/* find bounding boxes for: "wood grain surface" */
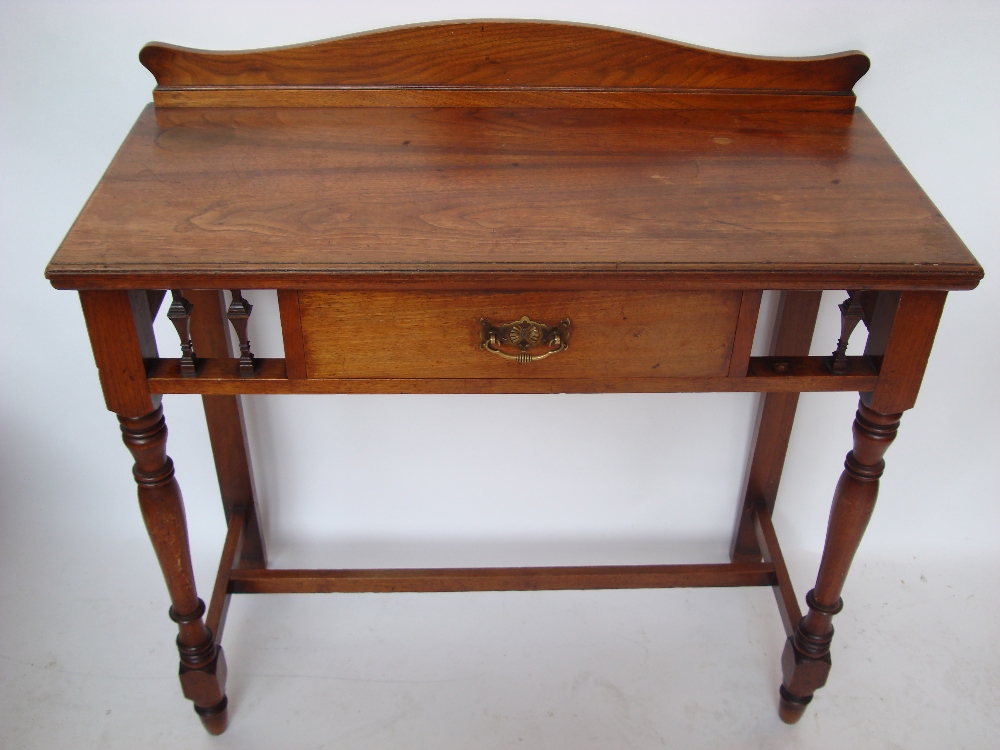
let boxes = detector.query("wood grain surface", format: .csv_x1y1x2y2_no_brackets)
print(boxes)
149,90,867,111
139,21,868,111
298,290,740,379
143,355,878,395
730,290,822,562
861,290,948,413
79,290,158,417
728,290,763,377
51,24,986,736
46,106,981,291
227,563,778,594
184,289,267,568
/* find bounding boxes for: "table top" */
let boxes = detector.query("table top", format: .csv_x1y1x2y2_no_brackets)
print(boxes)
45,22,982,292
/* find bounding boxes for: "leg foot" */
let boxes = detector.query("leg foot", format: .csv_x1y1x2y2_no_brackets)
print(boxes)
778,685,812,724
195,697,229,735
178,639,228,734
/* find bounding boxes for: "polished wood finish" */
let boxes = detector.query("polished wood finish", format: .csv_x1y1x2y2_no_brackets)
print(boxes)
775,289,947,723
744,356,874,385
45,107,980,293
298,290,741,379
731,291,823,562
728,290,763,377
139,21,868,111
228,562,777,594
225,290,256,377
862,290,948,413
753,503,802,638
144,355,877,395
79,290,157,417
184,289,266,567
827,290,865,374
206,507,245,646
49,23,983,734
146,289,167,320
153,90,872,111
276,290,307,379
167,290,198,376
779,402,900,724
119,406,228,734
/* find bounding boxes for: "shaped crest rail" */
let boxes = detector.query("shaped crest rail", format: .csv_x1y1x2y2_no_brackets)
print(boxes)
140,20,869,110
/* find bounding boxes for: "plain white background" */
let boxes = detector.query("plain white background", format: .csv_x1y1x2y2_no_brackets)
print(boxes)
1,1,997,747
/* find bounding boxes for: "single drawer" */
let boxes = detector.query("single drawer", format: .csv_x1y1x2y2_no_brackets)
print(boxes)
297,290,743,379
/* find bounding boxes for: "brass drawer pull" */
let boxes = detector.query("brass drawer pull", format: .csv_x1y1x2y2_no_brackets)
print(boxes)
480,316,571,363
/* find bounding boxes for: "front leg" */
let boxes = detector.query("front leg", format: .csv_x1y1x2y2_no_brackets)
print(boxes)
120,406,229,734
778,401,900,723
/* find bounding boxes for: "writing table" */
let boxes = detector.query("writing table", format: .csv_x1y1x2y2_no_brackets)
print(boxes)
45,21,983,734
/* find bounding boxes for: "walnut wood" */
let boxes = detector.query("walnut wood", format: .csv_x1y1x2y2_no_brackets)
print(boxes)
227,562,777,594
225,290,256,377
276,290,307,379
167,290,198,376
730,291,823,562
45,107,982,292
79,290,158,417
858,290,880,329
184,289,266,568
778,402,900,724
827,290,865,374
119,406,228,734
779,291,947,724
48,25,984,734
728,290,763,377
139,21,868,111
753,503,802,638
144,355,877,395
152,90,866,112
146,289,167,320
51,270,982,295
862,291,900,367
299,290,741,379
745,356,874,382
206,507,244,646
862,290,948,414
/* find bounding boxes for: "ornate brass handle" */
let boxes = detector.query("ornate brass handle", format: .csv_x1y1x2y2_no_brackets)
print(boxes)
480,316,571,363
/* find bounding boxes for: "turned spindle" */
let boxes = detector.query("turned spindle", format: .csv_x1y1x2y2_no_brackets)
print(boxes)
167,290,198,377
827,291,866,374
119,406,229,734
226,290,256,377
777,401,900,724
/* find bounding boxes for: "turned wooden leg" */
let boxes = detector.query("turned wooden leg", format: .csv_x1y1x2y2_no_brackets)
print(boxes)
777,400,900,723
120,406,229,735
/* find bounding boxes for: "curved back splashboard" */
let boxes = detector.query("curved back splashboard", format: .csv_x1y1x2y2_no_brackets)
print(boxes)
140,20,869,110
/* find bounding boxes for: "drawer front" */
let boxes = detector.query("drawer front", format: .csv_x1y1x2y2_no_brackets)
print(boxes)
298,290,742,379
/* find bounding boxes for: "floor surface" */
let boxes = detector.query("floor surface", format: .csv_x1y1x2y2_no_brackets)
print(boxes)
2,528,997,749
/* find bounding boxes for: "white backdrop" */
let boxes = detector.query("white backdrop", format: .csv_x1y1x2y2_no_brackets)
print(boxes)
2,2,998,748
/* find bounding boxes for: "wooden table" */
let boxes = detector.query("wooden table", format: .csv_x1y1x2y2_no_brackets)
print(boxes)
45,21,983,734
